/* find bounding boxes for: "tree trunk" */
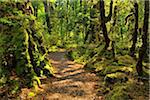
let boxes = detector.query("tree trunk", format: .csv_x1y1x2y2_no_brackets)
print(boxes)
83,1,88,43
136,0,149,76
99,0,113,49
43,0,51,34
84,7,95,43
31,1,38,17
130,1,138,57
33,4,38,17
113,6,117,26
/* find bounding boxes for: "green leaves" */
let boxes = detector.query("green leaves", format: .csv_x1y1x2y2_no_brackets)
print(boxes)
0,1,54,90
0,18,14,26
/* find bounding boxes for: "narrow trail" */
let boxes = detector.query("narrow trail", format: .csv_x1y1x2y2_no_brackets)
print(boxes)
21,50,103,100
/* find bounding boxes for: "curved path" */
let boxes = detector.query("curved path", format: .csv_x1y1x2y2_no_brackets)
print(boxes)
21,50,103,100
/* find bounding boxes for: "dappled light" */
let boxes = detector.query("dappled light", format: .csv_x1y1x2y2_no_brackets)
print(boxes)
0,0,149,100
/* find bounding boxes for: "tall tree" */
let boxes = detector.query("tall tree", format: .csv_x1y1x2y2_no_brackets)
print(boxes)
43,0,51,34
136,0,149,76
84,4,95,43
99,0,113,49
83,1,88,43
66,0,69,40
130,1,138,57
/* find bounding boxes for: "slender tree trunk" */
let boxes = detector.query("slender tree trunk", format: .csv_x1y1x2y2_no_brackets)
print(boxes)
113,6,117,26
136,0,149,76
66,0,69,41
83,1,88,43
99,0,113,49
34,6,38,17
79,0,84,41
130,1,138,57
31,1,38,17
84,30,90,43
43,0,51,34
84,7,95,43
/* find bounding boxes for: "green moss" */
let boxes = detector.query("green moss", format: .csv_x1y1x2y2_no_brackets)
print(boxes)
0,75,7,85
84,54,135,78
104,77,149,100
116,55,136,65
106,85,129,100
104,72,128,84
0,2,54,89
103,66,133,75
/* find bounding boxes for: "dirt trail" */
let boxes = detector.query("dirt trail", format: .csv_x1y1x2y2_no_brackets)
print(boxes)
21,50,103,100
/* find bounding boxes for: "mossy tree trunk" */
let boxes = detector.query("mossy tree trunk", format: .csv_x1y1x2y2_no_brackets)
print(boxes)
130,1,138,57
136,0,149,76
43,0,51,34
0,1,54,86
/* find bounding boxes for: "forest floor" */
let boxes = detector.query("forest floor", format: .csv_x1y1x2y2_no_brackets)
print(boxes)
20,49,103,100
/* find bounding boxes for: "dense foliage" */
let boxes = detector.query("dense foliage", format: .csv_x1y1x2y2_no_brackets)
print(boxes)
0,1,54,93
0,0,149,99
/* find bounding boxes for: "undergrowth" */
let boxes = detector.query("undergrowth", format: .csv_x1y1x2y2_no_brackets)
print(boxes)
67,44,149,100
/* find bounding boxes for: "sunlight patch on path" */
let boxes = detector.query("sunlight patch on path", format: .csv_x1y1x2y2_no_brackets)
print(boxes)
20,50,103,100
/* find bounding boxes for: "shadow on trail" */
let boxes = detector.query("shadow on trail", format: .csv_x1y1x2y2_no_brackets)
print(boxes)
33,50,103,100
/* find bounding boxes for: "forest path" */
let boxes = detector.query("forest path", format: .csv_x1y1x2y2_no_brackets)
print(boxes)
21,49,103,100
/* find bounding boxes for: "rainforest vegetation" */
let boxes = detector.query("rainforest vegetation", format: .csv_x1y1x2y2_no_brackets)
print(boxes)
0,0,149,100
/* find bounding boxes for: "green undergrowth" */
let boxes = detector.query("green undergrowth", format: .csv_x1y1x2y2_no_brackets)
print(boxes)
0,1,54,97
84,54,149,100
67,45,149,100
66,43,98,64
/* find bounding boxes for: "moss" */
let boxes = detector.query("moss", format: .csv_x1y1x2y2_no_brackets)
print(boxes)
125,79,149,99
98,65,133,76
84,63,96,72
116,55,136,65
104,78,149,100
104,72,128,84
98,86,110,95
83,53,148,100
86,55,135,76
0,76,7,85
105,85,130,100
0,1,54,90
95,64,104,72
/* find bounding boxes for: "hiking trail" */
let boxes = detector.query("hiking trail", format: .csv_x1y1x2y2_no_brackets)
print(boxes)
20,50,103,100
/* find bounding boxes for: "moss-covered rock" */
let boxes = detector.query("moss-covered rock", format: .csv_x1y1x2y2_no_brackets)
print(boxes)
104,72,128,84
103,66,133,75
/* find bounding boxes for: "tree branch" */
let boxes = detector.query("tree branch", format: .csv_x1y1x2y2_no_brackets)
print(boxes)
105,0,113,23
125,13,134,25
